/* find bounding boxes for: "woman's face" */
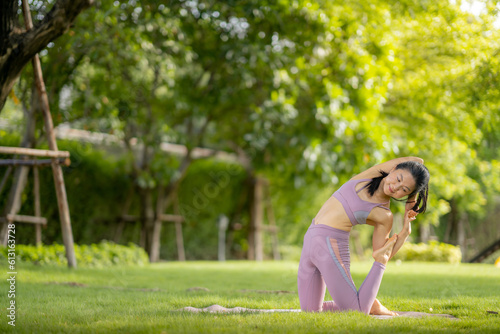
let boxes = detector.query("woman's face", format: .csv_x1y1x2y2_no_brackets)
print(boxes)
383,168,416,199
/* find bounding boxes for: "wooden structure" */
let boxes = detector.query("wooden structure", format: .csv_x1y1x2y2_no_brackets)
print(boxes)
0,147,75,267
248,177,280,261
113,192,185,263
150,203,186,263
0,157,71,245
468,238,500,263
0,0,77,268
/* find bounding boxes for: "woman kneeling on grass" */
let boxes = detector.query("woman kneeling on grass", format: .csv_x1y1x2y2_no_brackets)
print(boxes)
298,157,429,316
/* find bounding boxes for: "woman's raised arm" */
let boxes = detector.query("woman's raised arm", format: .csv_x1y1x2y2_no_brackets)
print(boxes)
352,157,424,180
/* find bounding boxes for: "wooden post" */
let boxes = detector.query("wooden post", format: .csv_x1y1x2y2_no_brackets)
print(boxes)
150,187,165,263
0,158,70,166
123,207,186,262
0,147,69,158
174,198,185,261
0,166,29,245
0,166,12,196
218,215,229,261
252,177,264,261
22,0,76,268
34,166,42,245
4,214,47,225
247,176,255,260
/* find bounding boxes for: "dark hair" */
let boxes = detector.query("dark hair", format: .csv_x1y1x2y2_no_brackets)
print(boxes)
365,161,430,213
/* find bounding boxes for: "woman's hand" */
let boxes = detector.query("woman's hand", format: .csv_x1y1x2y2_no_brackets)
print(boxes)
403,210,418,235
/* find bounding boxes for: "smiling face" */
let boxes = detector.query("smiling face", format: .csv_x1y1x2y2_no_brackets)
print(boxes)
383,168,417,199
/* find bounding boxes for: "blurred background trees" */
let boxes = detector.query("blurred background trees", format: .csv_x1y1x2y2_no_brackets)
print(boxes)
1,0,499,262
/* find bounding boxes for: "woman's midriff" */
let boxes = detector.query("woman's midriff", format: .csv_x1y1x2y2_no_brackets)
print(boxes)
313,196,352,232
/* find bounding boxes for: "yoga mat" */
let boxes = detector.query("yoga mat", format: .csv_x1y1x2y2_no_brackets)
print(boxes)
177,305,458,319
178,305,301,313
372,311,458,319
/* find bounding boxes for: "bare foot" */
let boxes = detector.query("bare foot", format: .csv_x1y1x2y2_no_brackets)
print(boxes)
370,298,399,316
372,234,398,265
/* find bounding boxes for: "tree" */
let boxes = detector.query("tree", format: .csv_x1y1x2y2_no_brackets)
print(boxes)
0,0,94,112
4,0,499,261
381,0,500,252
34,0,410,259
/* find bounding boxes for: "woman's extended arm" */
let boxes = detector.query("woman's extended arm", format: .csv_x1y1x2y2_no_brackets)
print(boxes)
389,210,416,260
371,209,415,258
353,156,424,180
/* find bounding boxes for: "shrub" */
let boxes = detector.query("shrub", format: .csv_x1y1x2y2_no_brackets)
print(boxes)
393,240,462,264
0,132,249,261
0,241,149,267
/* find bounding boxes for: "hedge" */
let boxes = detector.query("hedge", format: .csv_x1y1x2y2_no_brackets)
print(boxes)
0,241,149,267
393,240,462,264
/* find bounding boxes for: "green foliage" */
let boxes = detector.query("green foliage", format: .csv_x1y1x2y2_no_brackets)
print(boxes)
382,0,500,224
2,0,500,259
173,159,248,260
0,241,149,267
0,132,250,260
393,241,462,264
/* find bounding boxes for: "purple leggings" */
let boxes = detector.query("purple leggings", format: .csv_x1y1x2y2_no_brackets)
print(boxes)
297,220,385,314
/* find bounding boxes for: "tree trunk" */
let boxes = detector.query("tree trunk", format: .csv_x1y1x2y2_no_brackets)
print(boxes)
263,181,280,260
173,198,185,261
444,199,457,244
248,176,264,261
457,213,467,260
149,186,165,263
225,180,249,259
139,188,155,254
247,177,255,260
0,0,19,110
0,1,17,57
113,186,134,243
0,0,94,111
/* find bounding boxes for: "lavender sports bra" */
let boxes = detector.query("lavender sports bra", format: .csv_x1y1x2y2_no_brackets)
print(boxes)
332,178,390,226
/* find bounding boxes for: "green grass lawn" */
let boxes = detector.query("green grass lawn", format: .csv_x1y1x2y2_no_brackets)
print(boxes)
0,260,499,333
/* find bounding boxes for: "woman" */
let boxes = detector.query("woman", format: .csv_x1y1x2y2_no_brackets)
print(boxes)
297,157,429,316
